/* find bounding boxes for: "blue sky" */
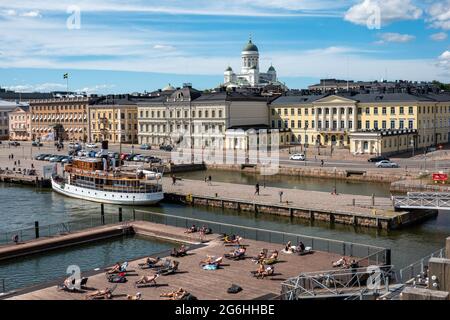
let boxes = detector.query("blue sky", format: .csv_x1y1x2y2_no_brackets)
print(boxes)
0,0,449,94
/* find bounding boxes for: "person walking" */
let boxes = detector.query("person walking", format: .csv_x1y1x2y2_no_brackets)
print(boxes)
18,159,20,166
172,174,177,185
208,175,212,186
255,183,260,196
320,159,324,167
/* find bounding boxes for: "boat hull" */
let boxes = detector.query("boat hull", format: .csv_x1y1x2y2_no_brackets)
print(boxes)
51,178,164,205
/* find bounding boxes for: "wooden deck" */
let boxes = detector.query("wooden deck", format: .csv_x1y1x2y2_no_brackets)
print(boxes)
6,221,348,300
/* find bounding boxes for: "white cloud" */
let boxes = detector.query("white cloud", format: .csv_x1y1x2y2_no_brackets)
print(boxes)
153,44,176,51
77,84,116,93
20,10,41,18
427,0,450,30
344,0,422,27
430,32,448,41
377,32,415,43
1,9,17,16
437,50,450,74
3,83,66,92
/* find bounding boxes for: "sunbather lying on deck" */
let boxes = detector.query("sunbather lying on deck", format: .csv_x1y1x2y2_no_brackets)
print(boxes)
160,287,189,300
200,256,223,266
139,256,160,268
157,260,179,275
85,286,116,300
136,274,159,286
127,292,142,300
57,276,89,292
332,256,348,268
223,234,243,244
253,264,275,279
225,247,246,259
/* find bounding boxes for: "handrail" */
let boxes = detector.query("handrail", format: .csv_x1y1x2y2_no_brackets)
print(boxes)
134,209,389,265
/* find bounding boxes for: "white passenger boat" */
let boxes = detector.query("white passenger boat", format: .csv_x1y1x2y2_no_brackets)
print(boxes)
51,157,164,205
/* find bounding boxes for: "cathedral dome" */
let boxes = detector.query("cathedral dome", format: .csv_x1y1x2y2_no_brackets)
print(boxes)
162,83,175,91
242,39,258,52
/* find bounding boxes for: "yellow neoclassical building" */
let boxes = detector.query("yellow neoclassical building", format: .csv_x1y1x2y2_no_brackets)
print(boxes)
270,92,450,155
88,99,139,144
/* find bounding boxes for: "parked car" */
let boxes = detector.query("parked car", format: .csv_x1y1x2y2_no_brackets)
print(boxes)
140,144,151,150
31,141,43,147
376,160,399,168
43,155,54,161
49,155,64,162
368,156,389,163
61,156,73,164
159,145,173,152
289,153,306,161
132,154,145,162
86,143,98,148
9,141,20,146
35,154,50,160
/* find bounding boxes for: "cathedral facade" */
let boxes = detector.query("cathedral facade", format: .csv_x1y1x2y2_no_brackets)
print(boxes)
223,39,278,89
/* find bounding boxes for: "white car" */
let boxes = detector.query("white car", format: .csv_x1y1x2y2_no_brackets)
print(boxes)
289,153,306,161
376,160,399,168
86,143,98,148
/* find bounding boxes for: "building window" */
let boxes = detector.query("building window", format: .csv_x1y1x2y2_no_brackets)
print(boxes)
297,108,302,115
318,120,322,129
284,120,288,128
348,121,353,129
305,108,309,115
382,120,386,129
365,108,370,115
277,120,282,128
333,108,337,115
325,108,330,115
365,120,370,129
312,120,315,129
291,120,295,128
284,108,288,116
325,120,329,129
271,120,275,127
271,109,275,115
374,107,378,115
408,107,413,115
391,107,395,115
390,120,395,129
357,121,362,129
399,107,404,115
408,120,414,129
374,120,378,129
382,107,386,115
399,120,404,129
357,108,362,115
290,109,294,116
298,120,302,128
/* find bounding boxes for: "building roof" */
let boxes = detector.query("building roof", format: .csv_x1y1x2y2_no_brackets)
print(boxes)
0,99,29,110
242,39,258,52
350,92,436,103
270,94,328,105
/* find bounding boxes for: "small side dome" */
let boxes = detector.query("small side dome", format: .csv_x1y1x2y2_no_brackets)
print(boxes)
268,65,276,72
162,83,175,91
243,39,258,52
225,66,233,72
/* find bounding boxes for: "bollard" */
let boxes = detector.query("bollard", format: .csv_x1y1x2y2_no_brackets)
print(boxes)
101,204,105,225
119,207,123,222
34,221,39,239
371,194,375,206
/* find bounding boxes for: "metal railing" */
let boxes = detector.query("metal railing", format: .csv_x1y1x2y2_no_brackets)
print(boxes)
280,265,396,300
134,209,390,266
398,247,446,284
0,210,134,246
393,194,450,210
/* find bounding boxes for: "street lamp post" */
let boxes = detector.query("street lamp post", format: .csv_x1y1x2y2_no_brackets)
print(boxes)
333,167,337,195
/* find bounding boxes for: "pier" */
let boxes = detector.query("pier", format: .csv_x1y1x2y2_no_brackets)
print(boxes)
1,211,388,300
0,171,50,188
163,178,437,230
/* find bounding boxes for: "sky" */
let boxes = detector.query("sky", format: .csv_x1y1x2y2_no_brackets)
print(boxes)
0,0,449,94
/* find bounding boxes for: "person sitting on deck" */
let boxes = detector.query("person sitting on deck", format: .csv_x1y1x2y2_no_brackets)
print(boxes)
136,274,159,286
185,224,197,234
107,261,128,274
259,265,275,279
171,245,188,257
297,241,306,253
157,260,179,275
284,241,292,252
332,256,348,268
199,225,212,235
252,248,268,263
262,250,279,265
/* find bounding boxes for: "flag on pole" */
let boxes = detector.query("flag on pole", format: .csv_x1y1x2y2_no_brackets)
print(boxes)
63,73,68,79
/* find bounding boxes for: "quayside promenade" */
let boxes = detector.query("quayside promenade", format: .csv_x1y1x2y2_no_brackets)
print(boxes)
2,212,387,300
162,178,436,230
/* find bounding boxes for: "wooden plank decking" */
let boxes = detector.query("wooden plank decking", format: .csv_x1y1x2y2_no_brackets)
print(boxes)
6,221,349,300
